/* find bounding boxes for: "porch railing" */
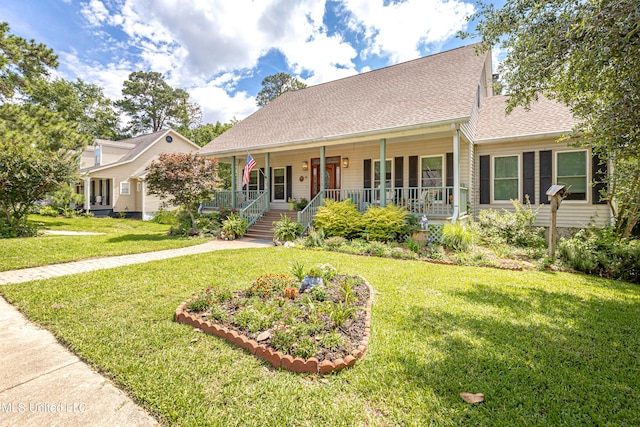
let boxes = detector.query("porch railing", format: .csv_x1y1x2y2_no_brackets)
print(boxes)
323,186,468,217
240,191,269,228
297,191,325,233
201,190,261,210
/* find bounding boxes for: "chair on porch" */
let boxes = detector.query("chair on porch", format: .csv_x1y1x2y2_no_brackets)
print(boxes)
408,190,428,213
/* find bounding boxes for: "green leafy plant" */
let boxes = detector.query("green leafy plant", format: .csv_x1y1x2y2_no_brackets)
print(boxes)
310,284,327,302
441,222,474,252
38,205,60,217
292,336,318,359
314,199,362,238
270,323,300,354
151,209,177,225
295,198,308,211
289,260,306,281
319,331,345,351
473,200,545,248
304,227,325,247
221,214,248,240
272,214,304,242
324,236,347,249
329,301,359,329
361,204,409,242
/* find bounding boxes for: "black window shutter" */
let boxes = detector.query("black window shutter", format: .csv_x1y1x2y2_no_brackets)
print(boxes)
540,150,552,204
523,151,535,204
394,157,403,188
408,156,418,187
286,166,292,202
479,155,490,204
363,159,372,189
259,168,265,191
446,152,454,187
592,152,607,204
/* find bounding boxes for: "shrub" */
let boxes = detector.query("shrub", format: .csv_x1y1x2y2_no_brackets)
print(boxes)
314,199,362,239
221,214,247,240
361,204,409,242
151,209,177,225
304,227,325,247
272,214,303,242
38,205,60,217
473,200,545,248
441,222,474,252
558,227,640,283
324,236,347,249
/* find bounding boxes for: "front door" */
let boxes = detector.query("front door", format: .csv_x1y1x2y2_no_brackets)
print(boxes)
310,157,341,198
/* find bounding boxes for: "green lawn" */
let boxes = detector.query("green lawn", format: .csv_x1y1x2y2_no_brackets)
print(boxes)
1,247,638,426
0,215,203,271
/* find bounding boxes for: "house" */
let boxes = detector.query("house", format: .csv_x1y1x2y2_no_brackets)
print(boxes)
199,43,610,236
78,129,200,219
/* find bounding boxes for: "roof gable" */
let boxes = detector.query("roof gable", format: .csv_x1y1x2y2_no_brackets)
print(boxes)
81,129,200,173
202,44,489,154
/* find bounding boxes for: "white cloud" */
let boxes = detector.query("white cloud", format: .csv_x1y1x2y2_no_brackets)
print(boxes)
340,0,475,63
189,83,257,124
80,0,110,27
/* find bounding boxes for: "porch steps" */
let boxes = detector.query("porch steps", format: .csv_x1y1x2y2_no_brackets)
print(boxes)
243,210,298,241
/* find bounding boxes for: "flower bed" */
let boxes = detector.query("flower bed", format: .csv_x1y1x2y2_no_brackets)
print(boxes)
175,265,372,374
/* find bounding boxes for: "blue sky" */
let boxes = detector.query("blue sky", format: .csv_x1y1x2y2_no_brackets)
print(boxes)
1,0,503,124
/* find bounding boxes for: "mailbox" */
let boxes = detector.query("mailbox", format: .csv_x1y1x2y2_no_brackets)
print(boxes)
546,184,569,199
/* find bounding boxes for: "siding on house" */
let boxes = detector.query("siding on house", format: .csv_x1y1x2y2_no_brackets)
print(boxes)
473,139,610,228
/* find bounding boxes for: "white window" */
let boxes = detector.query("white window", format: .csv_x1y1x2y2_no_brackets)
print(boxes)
120,181,130,195
374,159,392,188
557,150,587,201
273,167,285,201
493,155,519,201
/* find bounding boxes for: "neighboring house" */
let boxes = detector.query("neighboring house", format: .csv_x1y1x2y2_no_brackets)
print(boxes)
78,129,200,219
199,43,610,234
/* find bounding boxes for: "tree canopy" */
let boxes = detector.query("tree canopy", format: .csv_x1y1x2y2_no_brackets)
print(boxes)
464,0,640,236
116,71,202,136
27,78,119,140
0,22,93,236
145,152,220,233
256,72,307,107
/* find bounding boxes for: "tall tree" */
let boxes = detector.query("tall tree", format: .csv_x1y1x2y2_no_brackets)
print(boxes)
0,22,57,100
0,22,90,237
464,0,640,236
256,72,307,107
116,71,201,136
145,153,220,233
27,78,119,140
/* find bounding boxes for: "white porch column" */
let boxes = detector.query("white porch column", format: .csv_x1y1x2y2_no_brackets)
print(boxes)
380,138,387,207
140,179,146,220
231,155,237,208
83,176,90,212
452,126,460,222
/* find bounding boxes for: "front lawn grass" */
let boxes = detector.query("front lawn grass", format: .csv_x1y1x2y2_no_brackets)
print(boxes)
2,248,639,426
0,215,203,271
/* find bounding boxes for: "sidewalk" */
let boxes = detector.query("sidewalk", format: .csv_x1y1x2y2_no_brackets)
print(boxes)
0,238,271,285
0,238,272,426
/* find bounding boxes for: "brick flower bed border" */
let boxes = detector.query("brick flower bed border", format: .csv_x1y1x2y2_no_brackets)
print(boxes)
175,278,373,375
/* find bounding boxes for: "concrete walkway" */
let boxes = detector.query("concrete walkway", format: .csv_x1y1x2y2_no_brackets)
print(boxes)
0,238,271,285
0,238,272,426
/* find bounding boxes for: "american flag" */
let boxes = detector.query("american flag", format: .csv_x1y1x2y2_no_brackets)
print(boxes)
242,153,256,187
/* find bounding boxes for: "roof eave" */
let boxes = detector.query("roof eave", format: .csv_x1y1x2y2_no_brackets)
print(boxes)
201,116,471,157
474,130,569,145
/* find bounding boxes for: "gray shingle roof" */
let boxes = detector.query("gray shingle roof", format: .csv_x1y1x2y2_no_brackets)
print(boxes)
475,95,575,142
201,44,489,155
81,130,170,173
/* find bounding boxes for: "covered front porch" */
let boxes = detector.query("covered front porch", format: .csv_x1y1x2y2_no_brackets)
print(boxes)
202,127,470,232
79,177,114,216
